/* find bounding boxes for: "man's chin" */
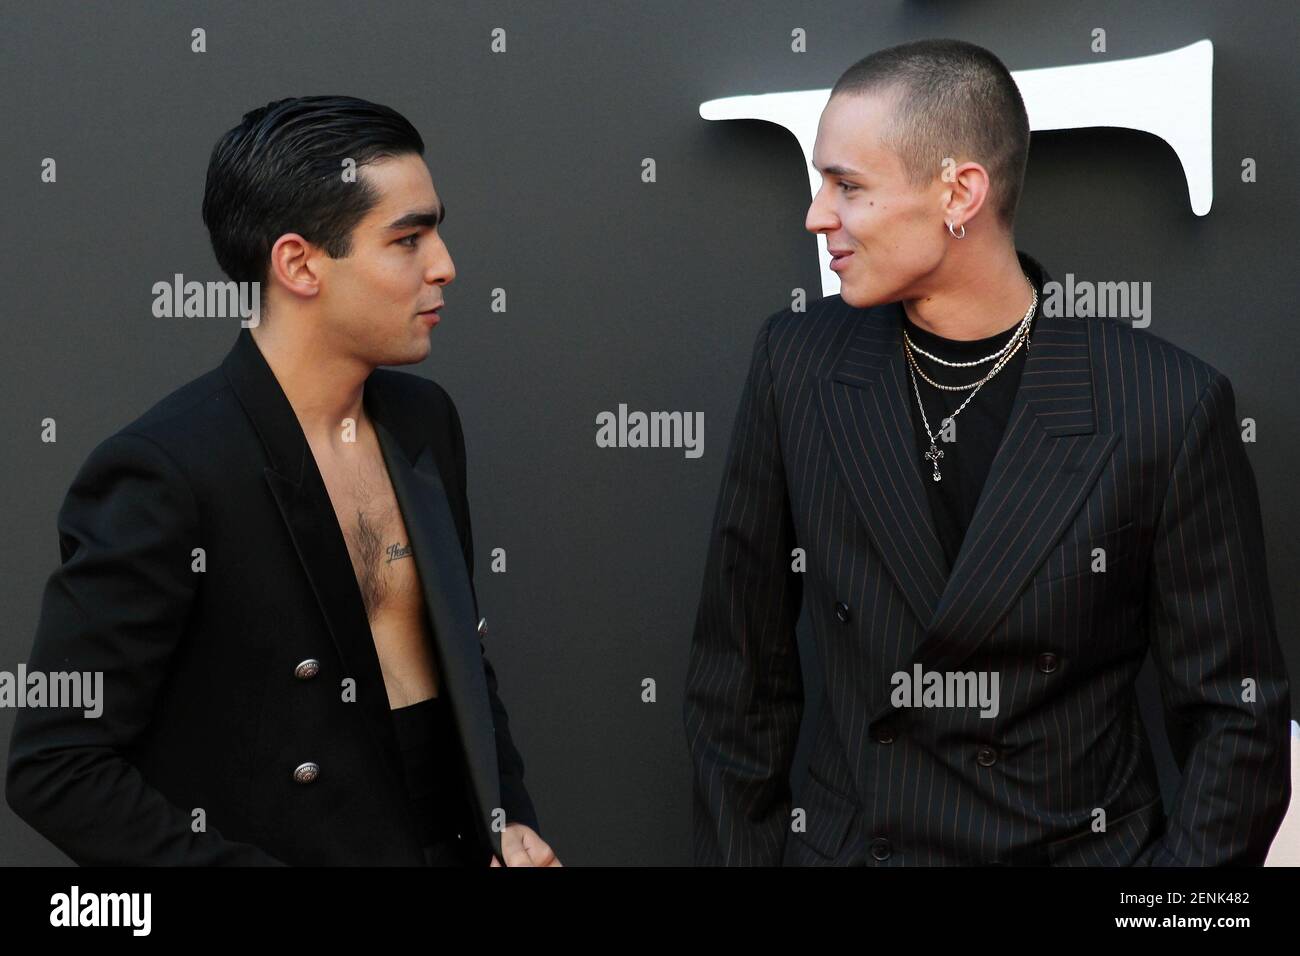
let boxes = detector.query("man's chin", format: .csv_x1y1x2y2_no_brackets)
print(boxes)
838,283,886,310
372,341,431,368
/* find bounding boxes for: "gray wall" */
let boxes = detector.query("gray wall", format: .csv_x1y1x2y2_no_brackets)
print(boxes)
1,0,1295,865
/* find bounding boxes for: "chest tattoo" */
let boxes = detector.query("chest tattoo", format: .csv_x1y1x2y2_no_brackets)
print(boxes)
343,464,413,618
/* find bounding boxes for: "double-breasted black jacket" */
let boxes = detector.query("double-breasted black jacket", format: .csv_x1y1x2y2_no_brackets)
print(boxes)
6,328,538,865
686,263,1290,866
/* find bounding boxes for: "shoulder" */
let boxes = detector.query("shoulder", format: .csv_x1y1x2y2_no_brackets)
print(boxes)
73,367,232,489
55,368,239,550
123,367,233,439
1085,314,1231,417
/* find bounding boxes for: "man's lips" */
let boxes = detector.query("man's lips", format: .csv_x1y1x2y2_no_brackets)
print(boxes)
417,304,442,325
829,249,854,272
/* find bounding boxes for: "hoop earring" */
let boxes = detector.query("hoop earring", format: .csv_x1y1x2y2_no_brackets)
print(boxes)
946,221,966,240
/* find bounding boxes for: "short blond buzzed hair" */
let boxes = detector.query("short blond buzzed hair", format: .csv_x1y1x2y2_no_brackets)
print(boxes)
830,38,1030,231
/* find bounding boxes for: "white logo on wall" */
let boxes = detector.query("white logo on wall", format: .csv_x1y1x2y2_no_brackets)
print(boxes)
699,40,1213,298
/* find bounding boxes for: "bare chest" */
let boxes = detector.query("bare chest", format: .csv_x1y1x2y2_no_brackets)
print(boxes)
323,455,423,619
313,437,442,705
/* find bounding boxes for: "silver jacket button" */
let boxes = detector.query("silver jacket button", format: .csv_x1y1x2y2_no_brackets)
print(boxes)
293,762,320,784
294,659,321,680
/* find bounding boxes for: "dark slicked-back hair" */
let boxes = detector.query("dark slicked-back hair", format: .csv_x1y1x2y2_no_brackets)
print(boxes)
830,39,1029,231
202,95,425,293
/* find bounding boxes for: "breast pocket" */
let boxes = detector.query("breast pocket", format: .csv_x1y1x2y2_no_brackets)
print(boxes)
1036,521,1135,585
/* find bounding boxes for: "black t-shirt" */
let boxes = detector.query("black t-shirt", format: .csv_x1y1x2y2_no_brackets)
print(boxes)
902,252,1046,573
390,694,472,853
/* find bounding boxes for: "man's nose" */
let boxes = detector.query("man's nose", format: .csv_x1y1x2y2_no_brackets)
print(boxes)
805,186,837,234
427,245,456,285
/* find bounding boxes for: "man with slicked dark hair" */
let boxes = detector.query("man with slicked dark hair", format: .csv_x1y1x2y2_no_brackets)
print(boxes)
686,39,1289,866
7,95,558,867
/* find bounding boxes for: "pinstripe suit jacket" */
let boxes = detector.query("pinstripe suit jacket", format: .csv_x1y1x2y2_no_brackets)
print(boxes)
684,276,1291,866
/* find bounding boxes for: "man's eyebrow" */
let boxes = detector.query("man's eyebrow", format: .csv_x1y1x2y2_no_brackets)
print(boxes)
811,161,865,177
385,202,446,231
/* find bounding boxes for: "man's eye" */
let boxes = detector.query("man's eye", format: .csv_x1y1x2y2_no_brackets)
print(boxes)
397,233,420,247
838,182,861,193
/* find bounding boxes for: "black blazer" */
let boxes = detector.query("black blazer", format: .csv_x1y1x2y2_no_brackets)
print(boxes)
6,328,538,865
685,269,1291,866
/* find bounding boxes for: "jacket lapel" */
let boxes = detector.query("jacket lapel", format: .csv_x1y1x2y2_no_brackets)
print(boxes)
818,302,950,633
368,413,505,860
815,259,1121,722
222,329,503,858
912,308,1119,686
222,330,409,815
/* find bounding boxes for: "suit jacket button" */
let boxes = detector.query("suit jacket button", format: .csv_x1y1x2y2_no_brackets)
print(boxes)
875,726,895,744
976,747,997,767
870,837,892,861
294,658,321,680
1037,652,1059,674
834,601,851,624
293,761,320,784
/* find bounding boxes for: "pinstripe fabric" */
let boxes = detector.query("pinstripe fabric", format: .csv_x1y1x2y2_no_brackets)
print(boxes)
684,282,1291,866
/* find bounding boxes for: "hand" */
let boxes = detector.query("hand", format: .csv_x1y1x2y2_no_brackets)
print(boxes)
490,823,561,867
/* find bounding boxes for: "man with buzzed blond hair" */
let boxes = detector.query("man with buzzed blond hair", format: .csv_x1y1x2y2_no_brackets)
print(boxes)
686,39,1289,866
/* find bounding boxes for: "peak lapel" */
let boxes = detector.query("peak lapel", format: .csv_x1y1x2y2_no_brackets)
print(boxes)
910,306,1119,673
863,302,1121,722
818,301,950,631
220,329,408,812
224,329,507,857
814,266,1121,726
370,414,506,861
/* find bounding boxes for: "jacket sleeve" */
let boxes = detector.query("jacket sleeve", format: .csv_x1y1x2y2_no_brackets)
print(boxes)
683,310,805,866
446,397,540,835
4,431,286,865
1137,372,1291,865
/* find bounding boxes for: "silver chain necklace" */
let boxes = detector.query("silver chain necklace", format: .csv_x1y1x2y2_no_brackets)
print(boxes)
905,276,1037,482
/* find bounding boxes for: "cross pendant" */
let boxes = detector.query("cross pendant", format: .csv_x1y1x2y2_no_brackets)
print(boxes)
924,442,944,482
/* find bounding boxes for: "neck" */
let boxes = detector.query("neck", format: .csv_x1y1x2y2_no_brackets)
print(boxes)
250,322,373,451
902,244,1033,341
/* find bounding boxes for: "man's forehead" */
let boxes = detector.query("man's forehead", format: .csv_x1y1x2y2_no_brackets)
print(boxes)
814,105,895,174
811,142,884,176
358,166,443,229
821,90,895,139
